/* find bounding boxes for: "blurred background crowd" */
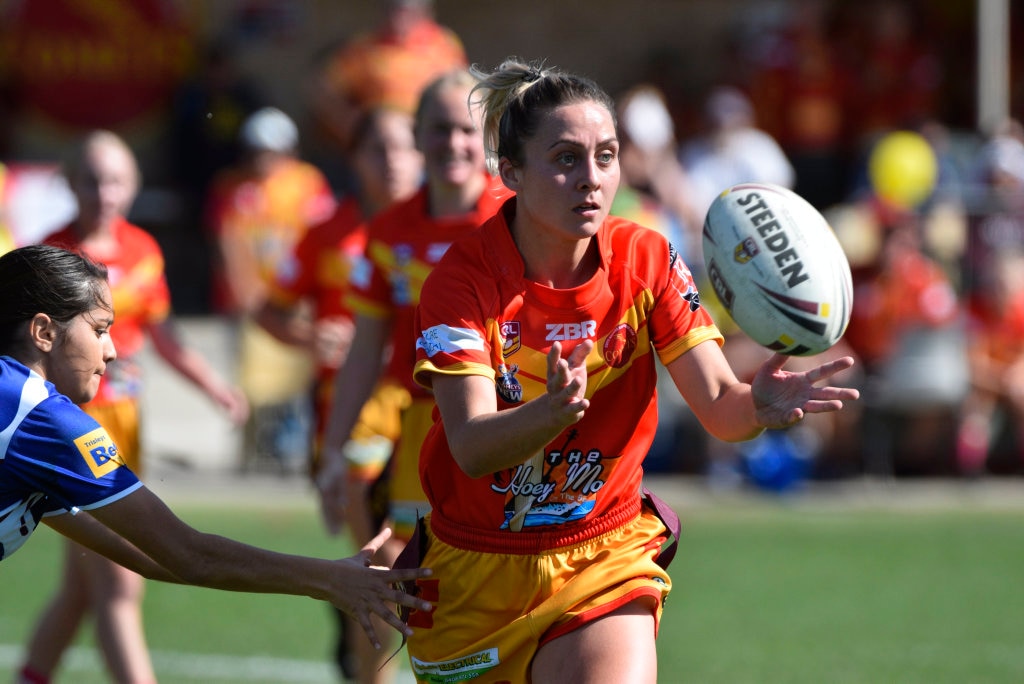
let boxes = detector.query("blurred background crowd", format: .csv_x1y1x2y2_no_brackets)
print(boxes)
1,0,1023,490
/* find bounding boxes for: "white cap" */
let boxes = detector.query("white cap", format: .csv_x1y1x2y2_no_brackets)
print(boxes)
240,107,298,152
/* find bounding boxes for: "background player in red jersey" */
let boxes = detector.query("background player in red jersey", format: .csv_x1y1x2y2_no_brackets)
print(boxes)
256,106,424,682
405,59,860,683
317,68,511,682
19,130,249,684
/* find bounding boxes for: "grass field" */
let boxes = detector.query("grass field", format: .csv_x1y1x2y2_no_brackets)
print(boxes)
3,478,1024,683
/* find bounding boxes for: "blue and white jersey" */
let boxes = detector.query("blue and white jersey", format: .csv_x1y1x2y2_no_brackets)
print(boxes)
0,356,142,561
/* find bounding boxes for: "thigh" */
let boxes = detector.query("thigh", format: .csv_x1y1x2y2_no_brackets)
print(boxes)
532,599,659,684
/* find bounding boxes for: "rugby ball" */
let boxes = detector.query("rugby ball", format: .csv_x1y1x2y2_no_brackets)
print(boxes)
702,182,853,356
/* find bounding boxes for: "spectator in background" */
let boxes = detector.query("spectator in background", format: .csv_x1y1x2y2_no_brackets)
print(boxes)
255,106,424,680
204,107,335,471
168,37,266,312
842,202,966,476
679,85,796,219
737,0,851,208
957,249,1024,475
310,0,466,191
19,130,249,684
317,69,511,683
614,84,705,474
956,123,1024,475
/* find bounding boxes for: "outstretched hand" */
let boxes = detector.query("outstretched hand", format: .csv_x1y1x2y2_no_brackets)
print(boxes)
751,353,860,429
331,527,432,649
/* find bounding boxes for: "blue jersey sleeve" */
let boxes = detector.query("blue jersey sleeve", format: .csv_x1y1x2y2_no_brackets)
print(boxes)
1,386,142,561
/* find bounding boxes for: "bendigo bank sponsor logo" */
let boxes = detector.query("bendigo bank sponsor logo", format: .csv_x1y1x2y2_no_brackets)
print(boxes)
74,427,124,478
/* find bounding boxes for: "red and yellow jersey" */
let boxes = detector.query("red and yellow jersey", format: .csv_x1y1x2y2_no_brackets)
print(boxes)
413,199,722,549
204,158,335,312
266,196,365,337
44,218,171,404
324,18,467,114
346,177,510,398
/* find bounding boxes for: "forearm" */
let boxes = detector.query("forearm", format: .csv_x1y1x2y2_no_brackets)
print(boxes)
696,381,764,443
322,315,389,451
44,513,184,583
164,532,335,600
255,301,313,348
446,394,573,478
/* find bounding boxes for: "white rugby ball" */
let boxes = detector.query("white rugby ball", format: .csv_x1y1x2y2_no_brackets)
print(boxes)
702,182,853,356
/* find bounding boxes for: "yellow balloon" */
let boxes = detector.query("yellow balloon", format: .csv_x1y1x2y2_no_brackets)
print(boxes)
868,131,938,209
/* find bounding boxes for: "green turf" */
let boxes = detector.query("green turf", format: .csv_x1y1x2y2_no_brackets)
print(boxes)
4,494,1024,683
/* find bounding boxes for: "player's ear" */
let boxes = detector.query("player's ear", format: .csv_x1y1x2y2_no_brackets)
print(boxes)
498,157,522,192
29,313,58,352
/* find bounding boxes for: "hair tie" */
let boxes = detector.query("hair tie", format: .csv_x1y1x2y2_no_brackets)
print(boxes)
523,67,543,83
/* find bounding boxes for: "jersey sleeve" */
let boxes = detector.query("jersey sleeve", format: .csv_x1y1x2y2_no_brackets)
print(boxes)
639,236,723,366
11,396,144,513
413,249,496,389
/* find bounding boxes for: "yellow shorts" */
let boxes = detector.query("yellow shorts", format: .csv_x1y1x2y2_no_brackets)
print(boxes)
388,398,434,538
83,399,142,476
405,507,671,683
311,379,410,482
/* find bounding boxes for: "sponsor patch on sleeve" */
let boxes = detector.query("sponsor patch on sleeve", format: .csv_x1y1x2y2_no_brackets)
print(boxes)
73,427,125,478
416,324,485,357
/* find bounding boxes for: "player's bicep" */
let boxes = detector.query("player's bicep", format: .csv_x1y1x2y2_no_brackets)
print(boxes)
44,501,182,582
431,372,496,446
87,487,205,576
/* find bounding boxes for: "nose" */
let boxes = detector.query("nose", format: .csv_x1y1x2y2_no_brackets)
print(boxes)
104,336,117,363
577,158,601,191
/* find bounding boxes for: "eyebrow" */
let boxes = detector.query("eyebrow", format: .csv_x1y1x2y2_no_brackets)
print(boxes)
546,136,619,151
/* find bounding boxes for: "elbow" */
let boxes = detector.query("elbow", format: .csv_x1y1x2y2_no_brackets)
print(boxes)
448,438,493,479
451,450,490,479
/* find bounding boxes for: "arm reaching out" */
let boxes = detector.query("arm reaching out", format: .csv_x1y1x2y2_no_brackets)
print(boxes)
63,487,431,647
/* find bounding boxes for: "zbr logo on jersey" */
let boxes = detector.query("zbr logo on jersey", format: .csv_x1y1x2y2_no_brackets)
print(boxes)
545,320,596,341
74,427,124,478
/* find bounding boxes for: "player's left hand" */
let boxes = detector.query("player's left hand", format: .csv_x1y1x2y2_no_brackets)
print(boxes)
751,353,860,428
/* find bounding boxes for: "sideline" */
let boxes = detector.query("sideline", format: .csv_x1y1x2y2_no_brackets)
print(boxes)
0,644,417,683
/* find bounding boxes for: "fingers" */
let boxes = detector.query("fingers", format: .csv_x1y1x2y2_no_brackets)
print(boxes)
567,339,594,367
546,341,565,381
361,527,393,558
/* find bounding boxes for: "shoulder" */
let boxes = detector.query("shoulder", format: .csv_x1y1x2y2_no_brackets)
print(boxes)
116,219,162,250
368,189,428,237
424,208,511,297
603,215,672,265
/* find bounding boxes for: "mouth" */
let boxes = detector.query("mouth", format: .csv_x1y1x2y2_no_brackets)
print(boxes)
573,201,601,216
